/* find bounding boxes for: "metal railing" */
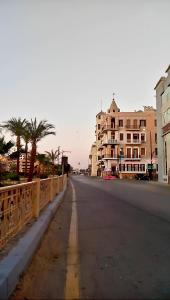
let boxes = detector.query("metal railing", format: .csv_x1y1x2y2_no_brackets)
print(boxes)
102,154,118,159
126,139,141,144
126,125,140,130
124,155,141,160
102,139,119,145
101,125,119,132
0,175,67,250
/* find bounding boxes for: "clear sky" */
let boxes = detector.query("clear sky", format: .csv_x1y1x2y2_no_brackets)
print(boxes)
0,0,170,169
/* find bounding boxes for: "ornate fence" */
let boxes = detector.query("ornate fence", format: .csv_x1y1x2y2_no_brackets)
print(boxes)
0,175,67,250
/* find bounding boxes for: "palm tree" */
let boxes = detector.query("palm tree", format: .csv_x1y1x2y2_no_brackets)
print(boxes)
22,127,31,176
45,149,59,175
36,153,51,176
0,136,14,184
1,118,26,175
0,136,14,155
26,118,55,181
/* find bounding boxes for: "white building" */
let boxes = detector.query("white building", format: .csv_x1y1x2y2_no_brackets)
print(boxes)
155,65,170,183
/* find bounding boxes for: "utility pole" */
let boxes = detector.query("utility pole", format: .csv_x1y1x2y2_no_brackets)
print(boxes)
150,131,153,180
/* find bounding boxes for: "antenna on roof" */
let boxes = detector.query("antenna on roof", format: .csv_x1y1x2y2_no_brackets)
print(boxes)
100,98,103,112
113,92,115,99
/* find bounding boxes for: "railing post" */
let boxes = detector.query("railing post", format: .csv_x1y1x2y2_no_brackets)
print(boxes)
33,179,40,218
56,176,59,194
50,177,54,202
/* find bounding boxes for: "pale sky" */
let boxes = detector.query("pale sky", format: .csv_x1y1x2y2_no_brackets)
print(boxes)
0,0,170,169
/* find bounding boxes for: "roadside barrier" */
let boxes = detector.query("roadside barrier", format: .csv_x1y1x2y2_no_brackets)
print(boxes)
0,175,67,250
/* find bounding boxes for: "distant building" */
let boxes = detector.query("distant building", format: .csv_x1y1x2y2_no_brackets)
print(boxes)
155,65,170,183
90,96,157,178
89,143,98,176
19,153,31,173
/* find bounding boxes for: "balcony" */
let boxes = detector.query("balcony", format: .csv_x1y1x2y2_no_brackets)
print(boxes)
126,125,140,130
101,125,119,133
102,154,118,160
102,139,119,146
124,155,141,161
126,139,141,144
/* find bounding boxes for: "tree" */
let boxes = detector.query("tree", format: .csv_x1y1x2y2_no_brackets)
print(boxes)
1,118,26,175
26,118,55,181
36,153,51,176
0,136,14,184
0,136,14,155
45,149,60,175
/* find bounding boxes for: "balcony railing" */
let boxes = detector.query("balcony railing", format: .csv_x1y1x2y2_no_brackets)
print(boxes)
102,139,119,145
126,139,141,144
124,155,141,160
101,125,119,132
126,125,140,130
102,154,118,159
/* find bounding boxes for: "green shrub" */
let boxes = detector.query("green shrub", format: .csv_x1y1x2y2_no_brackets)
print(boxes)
7,173,20,181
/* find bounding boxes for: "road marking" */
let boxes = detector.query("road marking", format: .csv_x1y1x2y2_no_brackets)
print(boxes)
65,181,79,300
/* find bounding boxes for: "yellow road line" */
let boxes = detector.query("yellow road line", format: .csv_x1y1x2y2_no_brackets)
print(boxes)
65,181,79,300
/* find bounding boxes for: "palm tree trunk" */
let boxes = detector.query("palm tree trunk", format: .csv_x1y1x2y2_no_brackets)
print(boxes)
28,142,36,182
25,142,28,176
16,136,20,176
52,163,55,176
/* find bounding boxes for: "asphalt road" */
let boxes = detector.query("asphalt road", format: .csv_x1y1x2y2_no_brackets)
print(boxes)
11,176,170,299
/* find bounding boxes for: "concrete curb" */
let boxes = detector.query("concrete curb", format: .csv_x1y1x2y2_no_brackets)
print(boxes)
0,183,67,300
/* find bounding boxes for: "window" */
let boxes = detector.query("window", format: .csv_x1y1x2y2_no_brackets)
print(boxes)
131,164,139,171
133,133,139,142
133,119,138,128
111,133,115,140
127,164,131,171
140,164,145,171
98,115,101,119
154,119,157,127
127,133,131,142
126,119,131,128
119,164,125,171
133,148,138,158
155,133,157,144
140,120,146,127
120,133,124,141
141,148,145,156
127,148,131,158
155,148,158,156
98,124,100,130
119,120,123,127
141,133,145,142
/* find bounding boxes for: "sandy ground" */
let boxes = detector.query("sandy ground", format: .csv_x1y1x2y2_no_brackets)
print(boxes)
10,182,72,300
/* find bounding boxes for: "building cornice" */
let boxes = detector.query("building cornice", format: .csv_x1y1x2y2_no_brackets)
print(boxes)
165,65,170,73
154,77,165,90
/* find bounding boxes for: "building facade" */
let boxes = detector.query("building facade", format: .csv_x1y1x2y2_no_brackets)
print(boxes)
89,143,98,176
90,97,158,178
155,65,170,183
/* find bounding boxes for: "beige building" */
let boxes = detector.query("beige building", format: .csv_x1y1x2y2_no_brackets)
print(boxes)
90,97,158,178
155,65,170,183
19,153,31,173
89,143,98,176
